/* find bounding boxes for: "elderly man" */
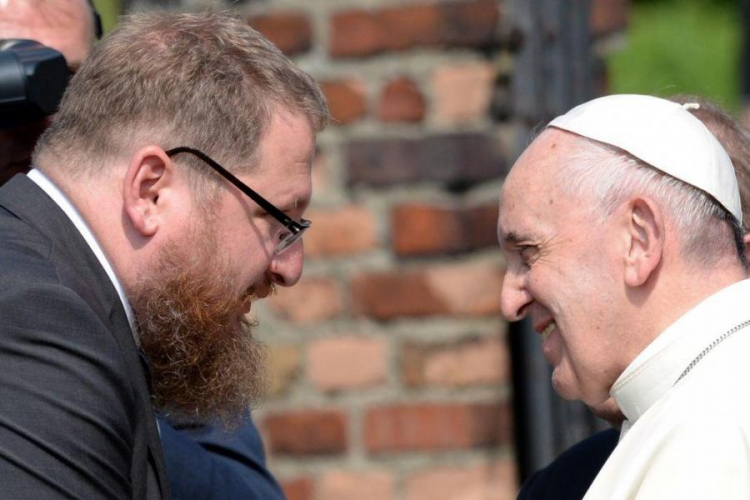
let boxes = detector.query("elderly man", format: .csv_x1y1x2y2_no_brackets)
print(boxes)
516,95,750,500
500,94,750,498
0,10,327,499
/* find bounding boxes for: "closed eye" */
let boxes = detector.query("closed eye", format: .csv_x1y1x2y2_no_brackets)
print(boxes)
518,245,538,266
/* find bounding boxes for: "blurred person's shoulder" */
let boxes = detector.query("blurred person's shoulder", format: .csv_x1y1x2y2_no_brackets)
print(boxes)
518,429,619,500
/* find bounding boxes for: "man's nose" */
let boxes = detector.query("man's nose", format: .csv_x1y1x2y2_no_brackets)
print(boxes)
500,269,532,321
269,240,304,287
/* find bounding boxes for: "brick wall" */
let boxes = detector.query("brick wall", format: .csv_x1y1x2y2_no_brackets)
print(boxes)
248,3,516,498
125,1,629,498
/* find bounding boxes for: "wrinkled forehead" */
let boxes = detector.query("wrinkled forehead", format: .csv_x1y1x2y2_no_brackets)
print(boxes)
497,129,588,240
502,129,584,197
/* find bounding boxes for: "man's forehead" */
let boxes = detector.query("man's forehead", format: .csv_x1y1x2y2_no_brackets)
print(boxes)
497,186,536,246
497,130,585,244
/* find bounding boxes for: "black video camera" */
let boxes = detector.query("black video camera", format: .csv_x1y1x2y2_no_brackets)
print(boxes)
0,39,71,130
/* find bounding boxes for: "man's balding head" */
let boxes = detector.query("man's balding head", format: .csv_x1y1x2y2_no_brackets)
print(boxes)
0,0,94,69
0,0,95,183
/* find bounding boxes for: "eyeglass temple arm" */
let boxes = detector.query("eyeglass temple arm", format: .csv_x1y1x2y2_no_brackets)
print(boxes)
165,146,303,232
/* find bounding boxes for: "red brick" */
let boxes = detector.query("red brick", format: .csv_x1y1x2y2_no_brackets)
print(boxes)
330,0,501,58
264,410,348,456
267,343,302,397
364,402,511,453
346,133,506,188
312,150,331,195
305,205,378,258
590,0,629,36
391,202,499,256
329,10,384,59
321,79,367,125
281,476,315,500
309,336,387,392
406,460,517,500
351,262,503,320
377,4,442,50
432,63,496,124
402,335,510,387
268,277,342,324
379,77,426,123
249,12,312,55
320,471,394,500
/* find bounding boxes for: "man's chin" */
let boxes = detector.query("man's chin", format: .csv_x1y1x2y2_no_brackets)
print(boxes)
550,369,584,402
134,228,273,427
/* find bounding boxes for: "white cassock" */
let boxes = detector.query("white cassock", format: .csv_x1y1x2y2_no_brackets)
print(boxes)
584,279,750,500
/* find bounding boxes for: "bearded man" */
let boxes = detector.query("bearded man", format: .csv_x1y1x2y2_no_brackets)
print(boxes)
0,10,327,499
500,94,750,499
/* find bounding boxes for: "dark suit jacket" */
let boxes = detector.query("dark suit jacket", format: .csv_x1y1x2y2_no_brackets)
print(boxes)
0,175,169,499
159,416,285,500
517,428,619,500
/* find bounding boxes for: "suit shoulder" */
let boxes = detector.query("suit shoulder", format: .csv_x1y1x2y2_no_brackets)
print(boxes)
0,210,56,282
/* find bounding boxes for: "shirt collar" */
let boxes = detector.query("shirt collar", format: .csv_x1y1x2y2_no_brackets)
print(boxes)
26,168,138,338
612,278,750,427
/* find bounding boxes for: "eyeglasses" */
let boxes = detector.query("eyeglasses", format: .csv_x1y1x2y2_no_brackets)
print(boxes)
165,146,311,255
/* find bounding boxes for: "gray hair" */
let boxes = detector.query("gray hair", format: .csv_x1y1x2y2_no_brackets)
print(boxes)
555,135,745,269
34,10,328,195
669,94,750,234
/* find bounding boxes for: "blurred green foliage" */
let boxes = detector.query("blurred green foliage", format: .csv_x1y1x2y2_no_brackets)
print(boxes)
91,0,121,34
606,0,742,111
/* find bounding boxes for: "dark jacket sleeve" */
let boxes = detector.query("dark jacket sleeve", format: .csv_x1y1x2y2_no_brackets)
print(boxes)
159,415,285,500
0,283,136,499
517,428,619,500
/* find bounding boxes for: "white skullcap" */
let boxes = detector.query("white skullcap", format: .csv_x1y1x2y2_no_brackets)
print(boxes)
548,94,742,224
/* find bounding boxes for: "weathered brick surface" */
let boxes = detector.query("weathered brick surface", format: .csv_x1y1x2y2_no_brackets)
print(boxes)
405,460,517,500
351,263,503,320
432,62,496,124
264,409,348,455
268,276,342,324
267,343,303,397
364,402,512,453
248,12,312,55
304,205,378,258
346,133,505,188
320,471,395,500
312,151,331,194
402,335,510,387
590,0,629,36
321,79,368,125
281,476,315,500
391,202,499,256
379,77,426,123
329,0,501,58
309,336,387,392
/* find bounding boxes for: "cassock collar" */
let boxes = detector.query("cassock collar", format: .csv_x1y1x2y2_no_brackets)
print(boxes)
612,278,750,430
26,168,138,338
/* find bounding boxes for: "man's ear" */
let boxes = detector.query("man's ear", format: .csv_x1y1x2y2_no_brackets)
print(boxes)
743,233,750,265
122,146,173,237
623,197,664,287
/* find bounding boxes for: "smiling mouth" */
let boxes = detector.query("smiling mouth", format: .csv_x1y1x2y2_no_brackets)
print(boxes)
541,322,556,342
